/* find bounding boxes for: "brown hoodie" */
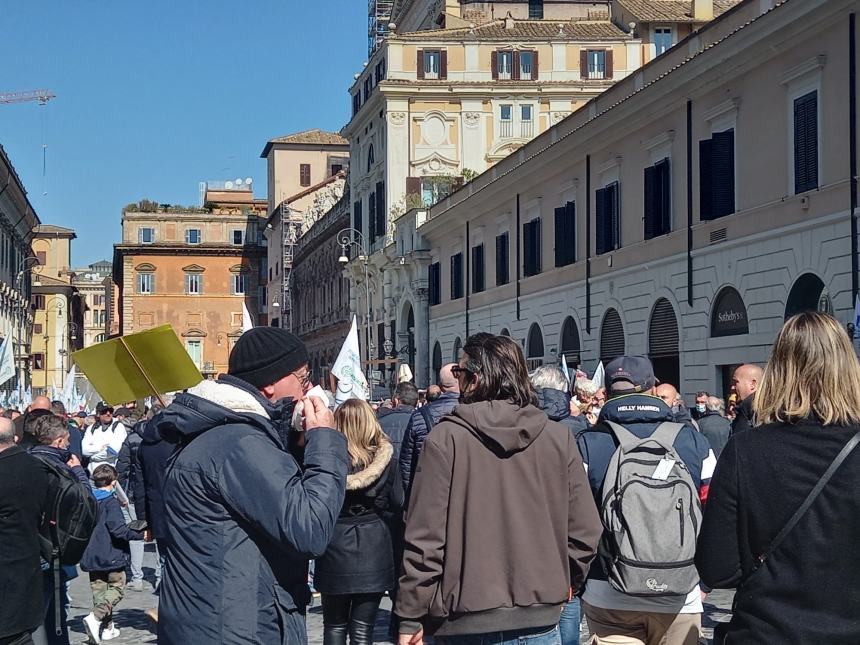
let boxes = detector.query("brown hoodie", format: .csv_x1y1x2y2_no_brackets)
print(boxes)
395,400,602,636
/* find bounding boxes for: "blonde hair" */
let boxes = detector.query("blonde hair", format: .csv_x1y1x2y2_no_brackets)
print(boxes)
334,399,385,469
754,312,860,426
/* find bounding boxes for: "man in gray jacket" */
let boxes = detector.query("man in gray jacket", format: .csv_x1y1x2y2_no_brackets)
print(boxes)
158,328,349,645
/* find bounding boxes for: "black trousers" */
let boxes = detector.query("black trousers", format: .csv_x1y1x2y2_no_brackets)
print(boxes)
321,592,383,632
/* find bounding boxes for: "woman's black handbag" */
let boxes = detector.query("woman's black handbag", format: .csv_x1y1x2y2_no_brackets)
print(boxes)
711,430,860,644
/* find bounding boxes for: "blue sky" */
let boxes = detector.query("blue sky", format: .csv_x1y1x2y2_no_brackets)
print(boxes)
0,1,366,266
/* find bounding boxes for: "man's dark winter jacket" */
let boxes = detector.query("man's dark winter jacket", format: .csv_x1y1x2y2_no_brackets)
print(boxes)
399,391,459,491
536,388,588,435
396,400,602,637
157,375,349,645
80,489,145,572
378,405,414,460
576,394,716,595
697,411,731,459
116,421,144,502
68,424,83,460
731,395,755,435
136,415,173,542
0,446,50,639
697,420,860,643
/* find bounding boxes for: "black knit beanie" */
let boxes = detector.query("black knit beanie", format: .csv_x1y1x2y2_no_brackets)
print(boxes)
228,327,309,389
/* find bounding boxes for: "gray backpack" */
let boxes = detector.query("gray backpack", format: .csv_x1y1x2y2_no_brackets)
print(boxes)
598,421,702,597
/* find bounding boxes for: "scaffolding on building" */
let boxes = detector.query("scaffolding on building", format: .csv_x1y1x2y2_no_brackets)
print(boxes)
368,0,393,56
280,201,304,332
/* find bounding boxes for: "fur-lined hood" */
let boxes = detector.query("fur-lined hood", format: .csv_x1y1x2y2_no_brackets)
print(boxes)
346,436,393,490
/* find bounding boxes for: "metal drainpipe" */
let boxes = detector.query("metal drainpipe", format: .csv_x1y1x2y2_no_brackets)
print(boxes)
850,13,858,302
585,155,591,334
687,100,694,307
465,220,470,337
516,194,521,321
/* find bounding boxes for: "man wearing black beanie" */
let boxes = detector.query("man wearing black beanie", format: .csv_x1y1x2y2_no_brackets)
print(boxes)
156,327,349,645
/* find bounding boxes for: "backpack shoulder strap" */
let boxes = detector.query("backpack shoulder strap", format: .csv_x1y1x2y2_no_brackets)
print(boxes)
649,422,686,450
604,420,641,449
752,429,860,574
418,404,434,431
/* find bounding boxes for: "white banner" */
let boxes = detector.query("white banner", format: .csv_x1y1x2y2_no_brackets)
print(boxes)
331,316,368,404
0,336,15,388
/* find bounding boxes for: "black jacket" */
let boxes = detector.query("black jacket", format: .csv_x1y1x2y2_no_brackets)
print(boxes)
378,405,414,458
156,375,349,645
116,421,144,498
696,412,731,459
0,446,50,638
535,388,588,435
315,438,401,594
731,395,755,435
697,420,860,643
80,490,145,572
400,392,459,491
29,444,90,487
137,415,173,542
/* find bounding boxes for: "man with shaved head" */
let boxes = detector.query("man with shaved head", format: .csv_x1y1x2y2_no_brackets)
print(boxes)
400,363,460,494
656,383,694,424
14,395,54,446
731,363,763,435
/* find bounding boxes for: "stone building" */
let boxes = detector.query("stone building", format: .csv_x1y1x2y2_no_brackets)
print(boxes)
388,0,855,397
0,145,40,391
71,260,112,347
112,189,267,377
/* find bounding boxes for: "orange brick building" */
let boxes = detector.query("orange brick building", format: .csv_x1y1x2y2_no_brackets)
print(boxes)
112,189,267,377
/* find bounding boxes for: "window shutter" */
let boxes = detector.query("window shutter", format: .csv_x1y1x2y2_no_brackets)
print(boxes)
496,233,509,285
406,177,421,201
712,129,735,218
595,187,606,254
699,139,713,221
532,50,539,80
794,91,818,193
471,244,485,293
353,200,363,237
580,50,588,80
609,182,620,250
368,193,377,244
644,165,657,240
512,50,521,80
523,221,533,276
376,181,386,236
605,49,614,79
531,218,542,275
554,206,565,267
440,50,448,79
417,50,425,79
451,253,463,299
491,51,499,79
657,158,671,235
566,201,576,264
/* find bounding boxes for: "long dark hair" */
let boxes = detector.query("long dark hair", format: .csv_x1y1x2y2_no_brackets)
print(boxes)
460,334,537,408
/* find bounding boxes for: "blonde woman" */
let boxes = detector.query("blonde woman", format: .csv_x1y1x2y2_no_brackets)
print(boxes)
315,399,401,645
696,312,860,644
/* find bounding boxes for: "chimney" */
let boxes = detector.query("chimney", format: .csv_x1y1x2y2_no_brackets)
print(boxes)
692,0,714,21
504,11,515,30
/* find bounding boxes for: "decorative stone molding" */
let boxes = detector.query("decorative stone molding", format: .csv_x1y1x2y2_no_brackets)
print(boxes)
389,112,407,127
551,111,571,124
463,112,482,128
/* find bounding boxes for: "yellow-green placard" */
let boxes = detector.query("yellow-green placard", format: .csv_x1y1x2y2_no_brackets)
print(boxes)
71,325,203,406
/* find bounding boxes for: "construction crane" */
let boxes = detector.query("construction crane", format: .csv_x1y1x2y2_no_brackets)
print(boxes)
0,90,56,105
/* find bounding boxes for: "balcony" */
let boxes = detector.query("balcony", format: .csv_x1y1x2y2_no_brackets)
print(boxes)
500,120,514,139
520,120,534,138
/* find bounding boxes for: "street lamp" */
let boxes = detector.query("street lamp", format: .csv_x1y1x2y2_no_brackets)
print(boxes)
337,227,373,388
42,298,65,394
12,256,40,390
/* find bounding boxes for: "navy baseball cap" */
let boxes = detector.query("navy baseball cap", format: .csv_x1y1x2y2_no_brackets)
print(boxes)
606,356,657,393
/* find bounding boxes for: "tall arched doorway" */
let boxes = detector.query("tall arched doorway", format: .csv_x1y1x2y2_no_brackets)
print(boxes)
559,317,581,372
500,328,510,337
432,341,442,384
526,323,544,369
400,302,416,369
453,337,462,363
785,273,831,319
649,298,680,388
600,308,625,366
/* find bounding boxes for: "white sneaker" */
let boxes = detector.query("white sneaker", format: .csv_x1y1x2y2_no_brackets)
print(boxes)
102,624,120,640
82,613,101,644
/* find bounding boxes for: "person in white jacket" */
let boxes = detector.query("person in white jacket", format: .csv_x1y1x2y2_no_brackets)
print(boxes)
82,403,127,474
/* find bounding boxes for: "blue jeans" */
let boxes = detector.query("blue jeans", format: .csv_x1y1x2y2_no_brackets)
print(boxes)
438,625,561,645
558,598,581,645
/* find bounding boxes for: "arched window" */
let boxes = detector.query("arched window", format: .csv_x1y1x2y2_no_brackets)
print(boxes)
526,323,544,369
711,286,749,337
785,273,830,320
367,144,375,170
94,333,106,344
452,337,462,363
499,327,510,337
559,317,581,370
432,341,442,384
599,308,625,365
649,298,680,387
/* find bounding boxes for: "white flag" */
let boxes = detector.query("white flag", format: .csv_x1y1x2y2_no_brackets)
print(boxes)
22,386,32,410
591,361,605,391
0,336,16,388
560,354,571,385
331,316,368,404
62,365,77,411
242,301,254,333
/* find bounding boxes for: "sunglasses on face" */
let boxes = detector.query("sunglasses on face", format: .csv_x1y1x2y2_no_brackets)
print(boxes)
451,366,467,378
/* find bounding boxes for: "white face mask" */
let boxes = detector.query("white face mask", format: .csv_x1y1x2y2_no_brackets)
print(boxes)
696,403,707,414
591,406,602,418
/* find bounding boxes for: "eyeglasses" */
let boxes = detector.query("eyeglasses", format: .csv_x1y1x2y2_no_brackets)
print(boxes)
451,366,466,378
292,369,311,388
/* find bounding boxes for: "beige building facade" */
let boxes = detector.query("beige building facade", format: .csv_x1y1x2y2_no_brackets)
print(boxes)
71,260,112,347
388,0,856,397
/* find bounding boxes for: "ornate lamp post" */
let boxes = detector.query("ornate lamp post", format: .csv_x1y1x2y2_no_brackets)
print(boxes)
337,228,373,388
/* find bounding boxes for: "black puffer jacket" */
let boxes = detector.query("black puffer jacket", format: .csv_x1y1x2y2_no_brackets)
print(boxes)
116,420,144,497
315,437,402,594
731,395,755,435
137,415,173,542
536,388,588,435
156,375,349,645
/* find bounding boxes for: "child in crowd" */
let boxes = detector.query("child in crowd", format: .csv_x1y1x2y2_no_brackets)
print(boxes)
80,464,146,644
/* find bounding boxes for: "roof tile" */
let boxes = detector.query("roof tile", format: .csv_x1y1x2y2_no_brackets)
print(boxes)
396,19,630,42
616,0,742,23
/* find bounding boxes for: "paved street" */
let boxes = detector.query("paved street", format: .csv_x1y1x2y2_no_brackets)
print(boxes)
67,546,733,644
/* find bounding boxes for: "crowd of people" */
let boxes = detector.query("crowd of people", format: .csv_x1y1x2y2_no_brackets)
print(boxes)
2,310,859,645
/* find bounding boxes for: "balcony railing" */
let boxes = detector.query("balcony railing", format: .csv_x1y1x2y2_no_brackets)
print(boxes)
520,120,534,138
500,120,513,139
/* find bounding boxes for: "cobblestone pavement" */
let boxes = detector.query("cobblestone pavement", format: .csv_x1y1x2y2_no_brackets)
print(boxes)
67,546,734,644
